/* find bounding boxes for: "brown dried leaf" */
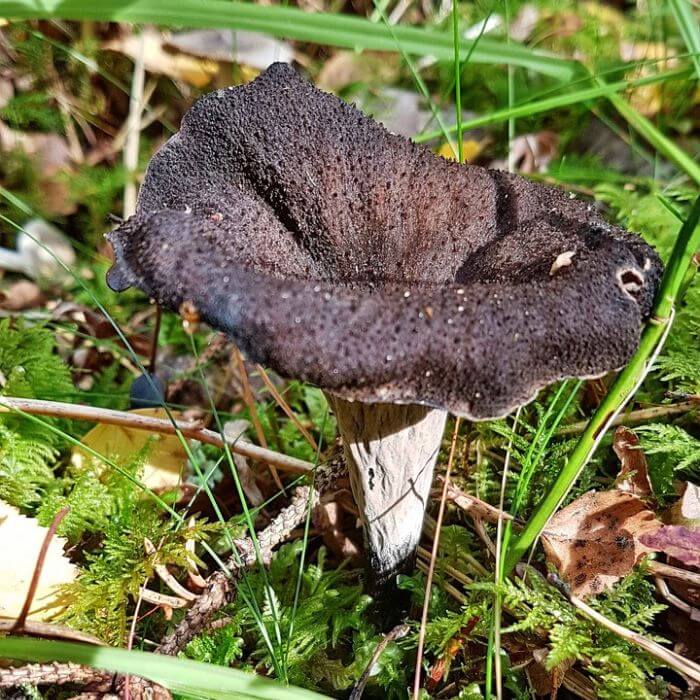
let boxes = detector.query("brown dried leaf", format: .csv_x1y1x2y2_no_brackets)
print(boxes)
613,426,652,499
316,51,399,92
542,490,661,597
526,647,574,698
314,500,361,562
0,279,42,310
639,525,700,567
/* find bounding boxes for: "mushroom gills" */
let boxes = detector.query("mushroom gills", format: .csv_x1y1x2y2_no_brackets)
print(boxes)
327,395,447,593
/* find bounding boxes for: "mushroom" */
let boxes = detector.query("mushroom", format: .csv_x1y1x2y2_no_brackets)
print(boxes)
105,63,662,594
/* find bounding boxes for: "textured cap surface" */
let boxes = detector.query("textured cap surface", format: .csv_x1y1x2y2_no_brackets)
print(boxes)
107,63,662,419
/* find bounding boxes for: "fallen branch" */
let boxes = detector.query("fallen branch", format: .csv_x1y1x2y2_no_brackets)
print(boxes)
0,397,313,474
0,662,170,700
0,620,104,646
0,662,109,690
157,457,346,656
557,399,699,436
647,560,700,587
550,574,700,684
442,480,518,525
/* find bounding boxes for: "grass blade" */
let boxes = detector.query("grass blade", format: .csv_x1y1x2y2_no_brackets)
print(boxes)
3,0,576,79
600,79,700,186
0,637,328,700
414,65,690,142
670,0,700,79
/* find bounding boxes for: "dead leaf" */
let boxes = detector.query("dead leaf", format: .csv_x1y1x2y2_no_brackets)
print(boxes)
613,426,652,499
0,279,43,310
0,500,77,621
0,121,74,216
223,419,263,506
72,408,189,490
0,121,72,176
640,525,700,568
510,4,539,42
356,88,452,137
493,132,559,174
104,29,219,88
526,647,574,698
620,41,679,117
668,482,700,528
166,30,294,70
437,138,487,163
314,500,361,562
542,490,661,597
316,51,399,92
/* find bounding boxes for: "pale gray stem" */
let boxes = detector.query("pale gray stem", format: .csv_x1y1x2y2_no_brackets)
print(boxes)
328,396,447,588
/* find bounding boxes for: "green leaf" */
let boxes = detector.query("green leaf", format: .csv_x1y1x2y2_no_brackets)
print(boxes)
670,0,700,80
0,637,329,700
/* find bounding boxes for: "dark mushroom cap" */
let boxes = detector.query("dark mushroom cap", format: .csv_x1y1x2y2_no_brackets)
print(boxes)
107,63,662,420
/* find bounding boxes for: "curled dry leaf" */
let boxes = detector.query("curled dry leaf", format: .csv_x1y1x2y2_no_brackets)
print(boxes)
492,132,559,174
542,489,661,597
640,525,700,568
72,408,189,490
526,647,574,698
613,426,653,499
0,500,76,621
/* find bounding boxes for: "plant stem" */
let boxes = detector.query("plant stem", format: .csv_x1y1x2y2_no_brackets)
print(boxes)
0,396,313,475
451,0,463,163
557,399,699,435
504,195,700,574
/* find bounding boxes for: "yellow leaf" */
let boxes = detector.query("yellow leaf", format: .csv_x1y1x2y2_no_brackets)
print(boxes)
104,29,219,88
437,139,485,163
0,501,77,621
72,408,189,491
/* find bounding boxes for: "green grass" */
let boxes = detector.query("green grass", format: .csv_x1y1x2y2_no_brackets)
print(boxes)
2,0,576,78
0,637,329,700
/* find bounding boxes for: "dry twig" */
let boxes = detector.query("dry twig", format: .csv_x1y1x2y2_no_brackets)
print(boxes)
157,457,346,655
413,419,461,699
0,397,313,475
0,662,170,700
550,574,700,684
349,623,410,700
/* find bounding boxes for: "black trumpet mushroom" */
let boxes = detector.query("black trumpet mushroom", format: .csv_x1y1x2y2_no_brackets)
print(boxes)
106,63,662,595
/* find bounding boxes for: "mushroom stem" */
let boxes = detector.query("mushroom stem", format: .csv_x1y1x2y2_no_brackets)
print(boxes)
327,396,447,591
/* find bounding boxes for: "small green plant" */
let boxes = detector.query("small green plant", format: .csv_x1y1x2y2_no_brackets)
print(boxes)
0,320,74,506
